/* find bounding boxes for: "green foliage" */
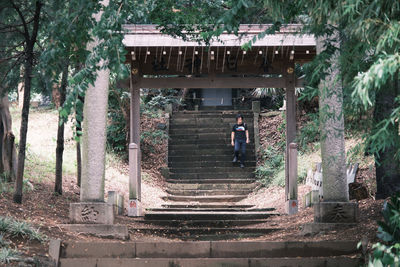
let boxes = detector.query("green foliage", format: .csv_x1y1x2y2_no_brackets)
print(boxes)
367,194,400,266
0,216,46,242
141,130,168,154
0,247,20,264
377,194,400,243
0,235,10,248
256,146,285,187
297,113,319,151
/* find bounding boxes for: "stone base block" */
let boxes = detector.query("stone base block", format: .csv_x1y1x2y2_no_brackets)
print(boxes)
128,199,143,217
286,200,298,215
59,224,129,240
107,191,124,215
69,202,114,224
301,222,357,236
314,202,358,223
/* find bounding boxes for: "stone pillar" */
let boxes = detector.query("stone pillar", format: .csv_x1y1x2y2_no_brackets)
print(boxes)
284,62,297,214
313,35,358,223
286,143,298,214
69,0,114,226
128,62,142,216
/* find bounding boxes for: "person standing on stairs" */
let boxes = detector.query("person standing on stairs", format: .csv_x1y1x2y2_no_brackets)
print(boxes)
231,114,250,168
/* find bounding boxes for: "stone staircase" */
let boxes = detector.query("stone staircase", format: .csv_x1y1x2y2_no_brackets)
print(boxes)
54,240,363,266
140,110,279,239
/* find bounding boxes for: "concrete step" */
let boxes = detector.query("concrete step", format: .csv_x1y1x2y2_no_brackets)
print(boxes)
147,207,275,212
169,128,253,134
163,195,247,202
169,139,249,145
161,204,255,209
168,144,255,150
137,219,272,227
144,211,278,220
129,227,277,234
172,113,254,119
166,179,256,184
169,134,255,140
166,189,253,196
169,172,255,179
170,118,254,124
169,123,254,129
168,155,256,162
58,240,360,259
168,161,257,168
169,167,255,174
166,182,257,190
169,149,255,156
59,257,362,267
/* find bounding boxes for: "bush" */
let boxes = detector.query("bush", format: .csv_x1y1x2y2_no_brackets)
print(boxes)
256,146,285,187
366,194,400,266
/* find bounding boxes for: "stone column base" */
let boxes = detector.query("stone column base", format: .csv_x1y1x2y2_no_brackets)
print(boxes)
70,202,114,224
314,202,358,223
128,199,143,217
286,200,298,215
59,224,129,240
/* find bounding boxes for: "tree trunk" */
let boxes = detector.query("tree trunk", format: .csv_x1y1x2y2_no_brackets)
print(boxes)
18,67,24,110
0,97,18,182
76,95,84,187
54,62,69,195
374,74,400,199
13,0,42,204
76,140,82,187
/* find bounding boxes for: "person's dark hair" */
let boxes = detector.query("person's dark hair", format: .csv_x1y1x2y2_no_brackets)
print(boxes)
236,114,243,122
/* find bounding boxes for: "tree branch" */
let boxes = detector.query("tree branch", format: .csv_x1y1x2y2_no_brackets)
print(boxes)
10,0,30,42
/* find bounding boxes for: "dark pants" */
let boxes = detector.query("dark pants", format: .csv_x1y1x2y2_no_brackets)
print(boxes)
234,139,246,164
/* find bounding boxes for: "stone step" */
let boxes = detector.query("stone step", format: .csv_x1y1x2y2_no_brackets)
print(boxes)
169,149,255,156
166,189,253,196
168,144,255,150
169,123,254,129
169,132,254,139
58,241,360,259
169,172,255,179
163,195,247,202
166,182,257,190
144,211,279,220
59,257,362,267
170,133,254,139
166,179,256,184
138,219,268,227
147,207,274,212
161,204,255,209
169,167,255,174
168,155,256,162
172,113,254,119
169,139,251,145
168,161,257,168
129,227,278,237
170,118,254,124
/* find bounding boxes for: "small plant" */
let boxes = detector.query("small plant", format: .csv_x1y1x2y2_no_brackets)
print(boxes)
0,247,20,264
0,235,10,248
0,216,46,242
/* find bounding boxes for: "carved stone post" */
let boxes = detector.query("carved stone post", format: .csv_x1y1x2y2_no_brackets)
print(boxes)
313,35,358,224
284,62,298,214
69,0,114,225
